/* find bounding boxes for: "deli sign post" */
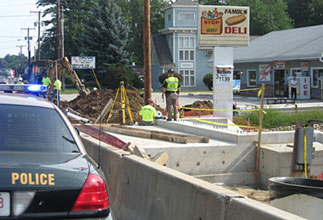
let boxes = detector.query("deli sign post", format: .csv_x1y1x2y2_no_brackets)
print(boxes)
198,5,249,47
71,56,96,69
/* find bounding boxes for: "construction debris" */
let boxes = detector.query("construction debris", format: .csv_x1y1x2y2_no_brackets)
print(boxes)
77,124,170,165
94,99,113,124
151,152,170,166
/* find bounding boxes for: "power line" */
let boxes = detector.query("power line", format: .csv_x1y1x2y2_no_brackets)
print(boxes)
31,10,43,60
0,15,37,18
21,27,36,65
0,36,37,38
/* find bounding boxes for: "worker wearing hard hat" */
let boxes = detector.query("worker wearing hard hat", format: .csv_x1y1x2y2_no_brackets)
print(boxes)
138,98,157,126
17,77,24,85
162,70,181,121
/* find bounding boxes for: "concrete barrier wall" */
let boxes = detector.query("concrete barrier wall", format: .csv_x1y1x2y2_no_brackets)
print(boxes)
144,143,255,175
81,134,305,220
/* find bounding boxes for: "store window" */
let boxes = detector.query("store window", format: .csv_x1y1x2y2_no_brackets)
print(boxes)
179,36,195,61
247,70,256,86
180,69,195,87
168,14,172,21
311,68,323,88
290,68,301,77
178,12,195,21
234,70,241,80
179,50,194,61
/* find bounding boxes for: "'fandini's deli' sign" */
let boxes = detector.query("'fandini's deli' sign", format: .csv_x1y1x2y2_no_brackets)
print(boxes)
198,5,249,47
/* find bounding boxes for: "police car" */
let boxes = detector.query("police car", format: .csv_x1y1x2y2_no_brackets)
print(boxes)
0,93,111,219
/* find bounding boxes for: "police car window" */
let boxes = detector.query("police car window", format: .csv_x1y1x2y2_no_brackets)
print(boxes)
0,105,79,153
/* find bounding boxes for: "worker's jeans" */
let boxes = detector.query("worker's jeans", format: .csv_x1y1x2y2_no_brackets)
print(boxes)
166,92,178,121
50,90,60,103
139,121,154,126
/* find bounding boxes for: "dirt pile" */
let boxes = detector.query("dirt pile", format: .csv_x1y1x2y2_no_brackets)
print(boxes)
182,100,213,117
61,87,145,123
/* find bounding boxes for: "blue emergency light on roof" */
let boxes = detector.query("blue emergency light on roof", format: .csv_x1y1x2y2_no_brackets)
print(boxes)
27,84,43,92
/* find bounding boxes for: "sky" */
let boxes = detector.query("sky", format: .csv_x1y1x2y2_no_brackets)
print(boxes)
0,0,45,58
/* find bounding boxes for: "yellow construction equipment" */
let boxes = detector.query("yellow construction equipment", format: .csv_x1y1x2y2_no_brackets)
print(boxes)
107,81,133,125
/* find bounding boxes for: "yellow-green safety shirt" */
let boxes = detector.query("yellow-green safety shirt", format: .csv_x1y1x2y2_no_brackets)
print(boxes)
54,80,62,90
165,76,179,92
139,105,157,122
42,77,51,86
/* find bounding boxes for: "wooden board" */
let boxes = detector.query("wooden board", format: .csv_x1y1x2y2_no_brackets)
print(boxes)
92,124,209,144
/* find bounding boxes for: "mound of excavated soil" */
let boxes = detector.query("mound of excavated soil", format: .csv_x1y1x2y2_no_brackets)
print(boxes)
61,87,145,124
183,100,213,117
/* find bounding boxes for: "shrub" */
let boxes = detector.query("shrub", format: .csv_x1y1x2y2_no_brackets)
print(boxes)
203,73,213,91
239,108,323,129
102,64,143,89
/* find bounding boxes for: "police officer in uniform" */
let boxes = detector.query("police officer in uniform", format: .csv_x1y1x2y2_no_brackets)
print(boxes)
162,70,181,121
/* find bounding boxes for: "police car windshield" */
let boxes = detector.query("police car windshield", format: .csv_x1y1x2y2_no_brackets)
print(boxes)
0,104,79,153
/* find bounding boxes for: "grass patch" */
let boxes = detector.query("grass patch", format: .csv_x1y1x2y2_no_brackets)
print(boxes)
236,108,323,129
61,88,79,94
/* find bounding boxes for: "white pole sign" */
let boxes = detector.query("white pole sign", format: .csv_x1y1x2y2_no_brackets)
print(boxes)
213,47,234,121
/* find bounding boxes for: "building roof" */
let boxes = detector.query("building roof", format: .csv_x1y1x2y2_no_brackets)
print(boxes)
163,0,198,10
172,0,198,6
152,35,175,69
234,24,323,63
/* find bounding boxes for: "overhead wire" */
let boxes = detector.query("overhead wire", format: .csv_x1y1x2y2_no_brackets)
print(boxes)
0,15,37,18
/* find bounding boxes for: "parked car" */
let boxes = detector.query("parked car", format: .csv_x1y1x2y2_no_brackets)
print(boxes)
0,75,7,84
0,93,111,219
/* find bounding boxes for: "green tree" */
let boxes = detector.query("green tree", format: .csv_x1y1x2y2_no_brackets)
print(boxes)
228,0,293,35
0,55,28,76
36,0,94,59
286,0,312,28
309,0,323,26
103,64,143,89
116,0,169,66
81,0,131,86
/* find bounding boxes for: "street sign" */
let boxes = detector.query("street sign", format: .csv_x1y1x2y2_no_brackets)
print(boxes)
71,56,96,69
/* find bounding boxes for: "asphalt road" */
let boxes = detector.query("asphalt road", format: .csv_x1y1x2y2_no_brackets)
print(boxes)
61,92,323,110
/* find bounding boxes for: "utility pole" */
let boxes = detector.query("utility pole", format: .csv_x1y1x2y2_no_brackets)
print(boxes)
61,6,65,90
30,10,42,60
16,45,26,76
21,27,35,65
57,0,61,60
61,6,64,58
143,0,151,101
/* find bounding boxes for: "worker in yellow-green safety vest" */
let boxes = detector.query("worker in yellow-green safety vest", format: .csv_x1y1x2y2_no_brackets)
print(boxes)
50,77,62,103
42,73,51,98
162,70,181,121
138,98,157,126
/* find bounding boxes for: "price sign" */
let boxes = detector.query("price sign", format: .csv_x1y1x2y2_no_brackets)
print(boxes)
215,65,233,85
